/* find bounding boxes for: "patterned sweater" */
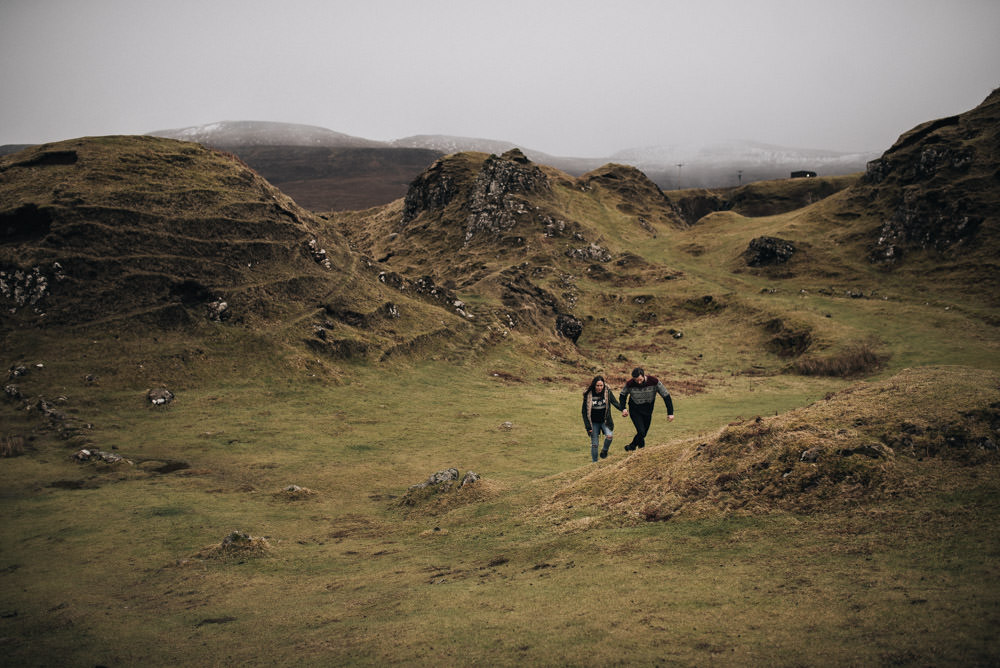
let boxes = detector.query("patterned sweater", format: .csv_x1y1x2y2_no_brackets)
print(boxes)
619,375,673,416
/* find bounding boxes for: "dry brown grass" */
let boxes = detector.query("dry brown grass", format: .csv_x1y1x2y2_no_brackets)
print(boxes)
1,435,26,458
541,366,1000,522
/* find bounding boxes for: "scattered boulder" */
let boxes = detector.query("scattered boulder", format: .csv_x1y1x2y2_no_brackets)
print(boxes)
499,421,514,431
555,313,584,343
744,236,797,266
410,468,460,490
3,384,21,400
193,531,271,560
307,238,332,269
566,243,613,263
206,299,230,322
147,387,174,405
400,468,487,510
273,484,317,500
73,448,132,466
800,447,823,463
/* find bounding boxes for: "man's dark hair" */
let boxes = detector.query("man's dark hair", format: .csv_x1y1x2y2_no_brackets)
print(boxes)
631,367,644,378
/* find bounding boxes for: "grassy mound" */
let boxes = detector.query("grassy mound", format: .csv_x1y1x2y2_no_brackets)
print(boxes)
545,366,1000,521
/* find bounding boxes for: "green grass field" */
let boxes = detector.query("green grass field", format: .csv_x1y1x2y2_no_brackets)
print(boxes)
2,134,999,665
2,320,998,665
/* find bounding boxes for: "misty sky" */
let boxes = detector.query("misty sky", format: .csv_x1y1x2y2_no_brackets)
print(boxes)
1,0,998,157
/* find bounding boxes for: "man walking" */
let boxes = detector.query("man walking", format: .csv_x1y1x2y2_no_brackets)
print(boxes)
619,367,674,451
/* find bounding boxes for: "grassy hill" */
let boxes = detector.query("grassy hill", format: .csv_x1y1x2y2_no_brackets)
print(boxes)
1,92,999,665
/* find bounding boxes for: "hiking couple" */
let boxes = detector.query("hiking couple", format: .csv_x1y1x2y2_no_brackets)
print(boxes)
580,368,674,462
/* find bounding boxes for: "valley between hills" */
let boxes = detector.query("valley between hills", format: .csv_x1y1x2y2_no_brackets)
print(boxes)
0,90,998,666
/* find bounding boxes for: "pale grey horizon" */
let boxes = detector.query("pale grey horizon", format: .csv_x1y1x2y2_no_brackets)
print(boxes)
1,0,998,157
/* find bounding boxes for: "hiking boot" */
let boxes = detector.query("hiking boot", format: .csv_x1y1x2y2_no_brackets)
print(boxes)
599,448,608,459
624,444,635,451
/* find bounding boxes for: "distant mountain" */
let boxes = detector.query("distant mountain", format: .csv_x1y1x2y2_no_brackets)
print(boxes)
149,120,385,149
140,121,878,208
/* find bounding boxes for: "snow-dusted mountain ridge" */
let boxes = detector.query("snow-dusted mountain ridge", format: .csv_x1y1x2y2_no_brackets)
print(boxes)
150,120,385,148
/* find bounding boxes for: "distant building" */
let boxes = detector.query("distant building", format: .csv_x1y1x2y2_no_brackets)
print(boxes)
791,170,817,178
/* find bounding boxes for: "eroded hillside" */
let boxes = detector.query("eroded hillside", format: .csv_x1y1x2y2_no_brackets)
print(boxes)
0,136,474,360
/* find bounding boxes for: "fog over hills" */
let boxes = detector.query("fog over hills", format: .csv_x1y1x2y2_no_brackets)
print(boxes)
0,120,880,195
143,120,877,193
613,141,877,174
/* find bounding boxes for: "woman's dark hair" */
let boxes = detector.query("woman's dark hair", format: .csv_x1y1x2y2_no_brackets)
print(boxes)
584,375,607,396
631,367,645,378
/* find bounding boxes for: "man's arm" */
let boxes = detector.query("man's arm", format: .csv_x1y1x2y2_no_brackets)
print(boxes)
657,381,675,419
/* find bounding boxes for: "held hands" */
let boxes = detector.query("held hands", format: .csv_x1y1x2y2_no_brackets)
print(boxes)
622,409,629,417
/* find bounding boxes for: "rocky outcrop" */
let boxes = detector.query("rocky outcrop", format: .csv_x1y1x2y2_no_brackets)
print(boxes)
464,149,550,244
856,89,999,264
147,388,174,405
555,313,584,343
401,158,464,224
744,236,797,266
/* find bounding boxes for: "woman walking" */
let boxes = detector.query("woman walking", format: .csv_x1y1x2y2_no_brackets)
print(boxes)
581,375,623,462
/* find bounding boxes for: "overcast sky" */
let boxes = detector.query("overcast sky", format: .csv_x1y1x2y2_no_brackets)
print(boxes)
1,0,997,157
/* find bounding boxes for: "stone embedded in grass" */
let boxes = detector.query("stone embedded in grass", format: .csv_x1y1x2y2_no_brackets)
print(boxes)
222,530,251,546
410,468,459,490
147,387,174,405
206,299,230,322
7,365,29,379
273,484,317,500
800,447,823,462
401,468,485,508
73,448,132,466
194,531,271,560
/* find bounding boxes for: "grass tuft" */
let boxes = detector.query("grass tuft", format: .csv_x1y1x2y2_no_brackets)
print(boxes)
1,435,26,457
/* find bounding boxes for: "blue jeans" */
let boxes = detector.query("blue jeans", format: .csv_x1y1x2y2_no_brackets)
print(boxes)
590,423,613,461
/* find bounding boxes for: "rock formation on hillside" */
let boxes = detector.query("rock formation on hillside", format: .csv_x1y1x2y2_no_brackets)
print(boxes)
0,137,355,327
464,149,550,244
402,148,552,246
855,88,999,264
339,149,687,345
0,136,474,361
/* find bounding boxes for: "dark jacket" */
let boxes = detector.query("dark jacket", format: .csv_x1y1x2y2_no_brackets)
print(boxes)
619,375,673,415
582,388,623,433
